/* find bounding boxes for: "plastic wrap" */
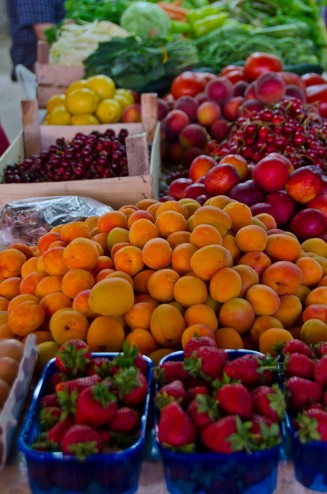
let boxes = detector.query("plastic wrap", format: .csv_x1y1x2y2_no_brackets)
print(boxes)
0,196,112,247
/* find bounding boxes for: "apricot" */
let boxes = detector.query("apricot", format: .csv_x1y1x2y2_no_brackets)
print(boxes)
218,297,255,334
124,302,156,330
173,275,208,307
88,277,134,316
190,224,222,248
302,304,327,324
249,316,284,345
127,210,154,229
0,277,21,300
221,234,241,262
35,275,63,298
87,315,125,351
38,232,61,254
39,292,72,318
133,269,155,294
8,301,45,337
97,211,128,233
184,304,218,331
21,257,38,278
126,328,158,355
300,319,327,345
181,323,215,348
63,238,99,270
209,267,242,303
232,265,259,298
214,327,244,349
61,269,95,299
224,202,252,232
192,205,232,235
235,225,268,252
301,238,327,258
305,286,327,307
0,249,26,278
107,227,130,250
142,238,172,269
147,269,180,303
265,233,301,262
295,256,323,287
261,261,303,296
237,251,272,277
167,231,191,248
273,295,303,328
259,328,293,356
150,304,185,346
155,200,189,219
245,284,281,316
0,296,9,311
50,308,89,344
20,271,47,295
42,247,68,276
128,219,159,248
190,245,232,281
172,243,198,275
72,289,97,318
113,245,144,276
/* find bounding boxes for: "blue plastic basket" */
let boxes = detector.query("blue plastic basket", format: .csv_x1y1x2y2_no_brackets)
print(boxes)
155,349,282,494
18,353,153,494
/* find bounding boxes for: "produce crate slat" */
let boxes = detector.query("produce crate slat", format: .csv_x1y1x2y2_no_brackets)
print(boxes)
35,62,85,87
21,100,41,157
37,86,66,109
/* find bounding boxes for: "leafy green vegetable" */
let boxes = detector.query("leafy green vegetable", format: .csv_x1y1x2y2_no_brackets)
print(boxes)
64,0,132,25
84,35,198,92
120,2,171,38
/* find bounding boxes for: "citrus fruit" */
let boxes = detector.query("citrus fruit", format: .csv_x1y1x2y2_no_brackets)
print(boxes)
114,93,132,109
115,88,135,104
48,105,71,125
96,99,123,123
66,79,88,95
70,113,100,125
65,88,99,115
46,94,66,113
86,75,116,99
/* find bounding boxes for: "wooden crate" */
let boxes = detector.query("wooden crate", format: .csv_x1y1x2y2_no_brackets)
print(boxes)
0,95,160,209
36,41,85,108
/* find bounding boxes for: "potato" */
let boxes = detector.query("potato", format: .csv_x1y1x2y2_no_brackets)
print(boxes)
0,339,24,362
0,356,19,385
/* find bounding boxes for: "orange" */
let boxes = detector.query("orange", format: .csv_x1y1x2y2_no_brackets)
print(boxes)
87,315,125,351
88,277,134,316
147,269,180,302
150,304,185,346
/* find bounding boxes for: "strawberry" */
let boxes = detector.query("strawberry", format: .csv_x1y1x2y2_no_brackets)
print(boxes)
114,367,148,406
250,415,282,450
282,339,314,358
297,408,327,442
217,383,253,420
184,385,209,406
40,393,60,408
314,355,327,387
315,342,327,359
155,380,186,410
287,376,322,411
284,353,315,380
55,339,92,376
158,360,190,384
39,406,61,432
76,382,118,427
184,347,227,379
223,354,274,387
187,394,219,429
49,372,69,392
251,385,285,422
86,357,112,378
61,424,103,460
158,401,196,448
55,373,101,394
201,415,251,453
183,336,217,359
111,341,148,375
109,407,139,432
47,416,75,445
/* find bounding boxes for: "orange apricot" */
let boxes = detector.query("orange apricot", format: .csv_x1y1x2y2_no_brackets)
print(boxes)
63,238,99,270
232,265,259,298
50,308,89,344
181,323,215,349
209,267,242,303
192,205,232,235
214,327,244,349
127,210,154,229
95,268,115,282
265,233,301,262
305,286,327,307
91,232,109,254
155,200,188,219
124,301,156,330
147,269,180,303
273,294,303,328
235,225,268,252
172,243,198,275
221,234,241,262
295,256,323,287
126,328,158,355
190,245,232,281
39,292,72,318
0,249,26,278
184,304,218,331
300,319,327,344
190,224,222,247
128,219,159,248
38,232,61,254
167,231,191,248
21,257,38,278
135,198,159,210
155,211,188,238
20,271,47,295
301,238,327,258
150,303,185,346
111,242,131,260
0,277,21,300
218,297,255,334
133,269,155,294
93,256,114,273
302,304,327,324
205,195,235,209
249,316,284,345
72,289,97,318
61,221,90,242
0,323,15,339
254,213,277,231
113,245,144,276
97,211,128,233
245,284,281,316
8,301,45,336
261,261,303,296
173,275,208,307
8,294,39,312
85,215,100,230
259,328,293,355
8,243,34,259
238,251,272,277
88,277,134,316
106,227,129,251
61,269,95,299
0,296,9,311
35,275,63,298
142,238,172,269
223,201,252,232
42,247,69,276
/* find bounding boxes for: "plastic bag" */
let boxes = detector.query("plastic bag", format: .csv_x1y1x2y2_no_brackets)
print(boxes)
0,196,112,247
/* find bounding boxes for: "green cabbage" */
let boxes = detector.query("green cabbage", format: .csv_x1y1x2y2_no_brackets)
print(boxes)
120,2,171,38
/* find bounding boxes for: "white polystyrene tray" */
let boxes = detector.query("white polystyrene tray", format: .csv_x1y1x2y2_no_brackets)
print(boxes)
0,334,38,469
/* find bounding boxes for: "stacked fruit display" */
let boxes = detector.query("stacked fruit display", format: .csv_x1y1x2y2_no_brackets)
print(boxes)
0,199,326,361
45,75,140,125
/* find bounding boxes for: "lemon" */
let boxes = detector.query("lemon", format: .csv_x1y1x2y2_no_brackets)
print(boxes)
48,105,71,125
86,75,116,99
70,113,100,125
65,88,99,115
96,99,123,123
46,93,66,113
115,88,135,104
66,79,88,95
114,93,132,110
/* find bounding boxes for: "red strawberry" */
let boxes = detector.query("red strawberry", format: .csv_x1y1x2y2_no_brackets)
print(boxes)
184,347,227,379
282,339,314,359
285,353,315,380
111,341,148,375
250,414,274,434
55,339,91,376
298,408,327,442
76,382,118,427
287,376,322,411
187,394,219,429
224,354,274,387
201,416,249,453
251,385,285,422
155,380,186,409
40,393,60,408
86,357,112,378
39,406,61,432
109,407,139,432
158,361,190,384
114,367,148,406
315,342,327,359
47,417,75,445
184,385,209,406
184,336,217,358
61,424,103,459
314,355,327,387
49,372,69,392
217,383,253,420
250,414,281,449
55,373,101,394
158,402,196,448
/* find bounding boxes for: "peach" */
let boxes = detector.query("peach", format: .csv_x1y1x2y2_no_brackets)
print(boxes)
205,77,233,104
255,72,286,103
165,109,189,135
209,119,229,142
286,167,323,204
285,85,306,102
157,98,169,120
180,147,203,167
189,155,217,182
164,142,184,165
240,99,265,116
196,101,221,127
179,124,207,149
194,92,208,105
308,193,327,222
204,164,241,196
250,203,274,216
219,154,248,180
266,191,296,227
244,82,258,100
253,155,289,193
233,81,248,97
223,96,245,120
289,209,326,241
175,96,199,122
121,103,141,123
229,180,264,207
168,178,193,200
182,183,207,200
